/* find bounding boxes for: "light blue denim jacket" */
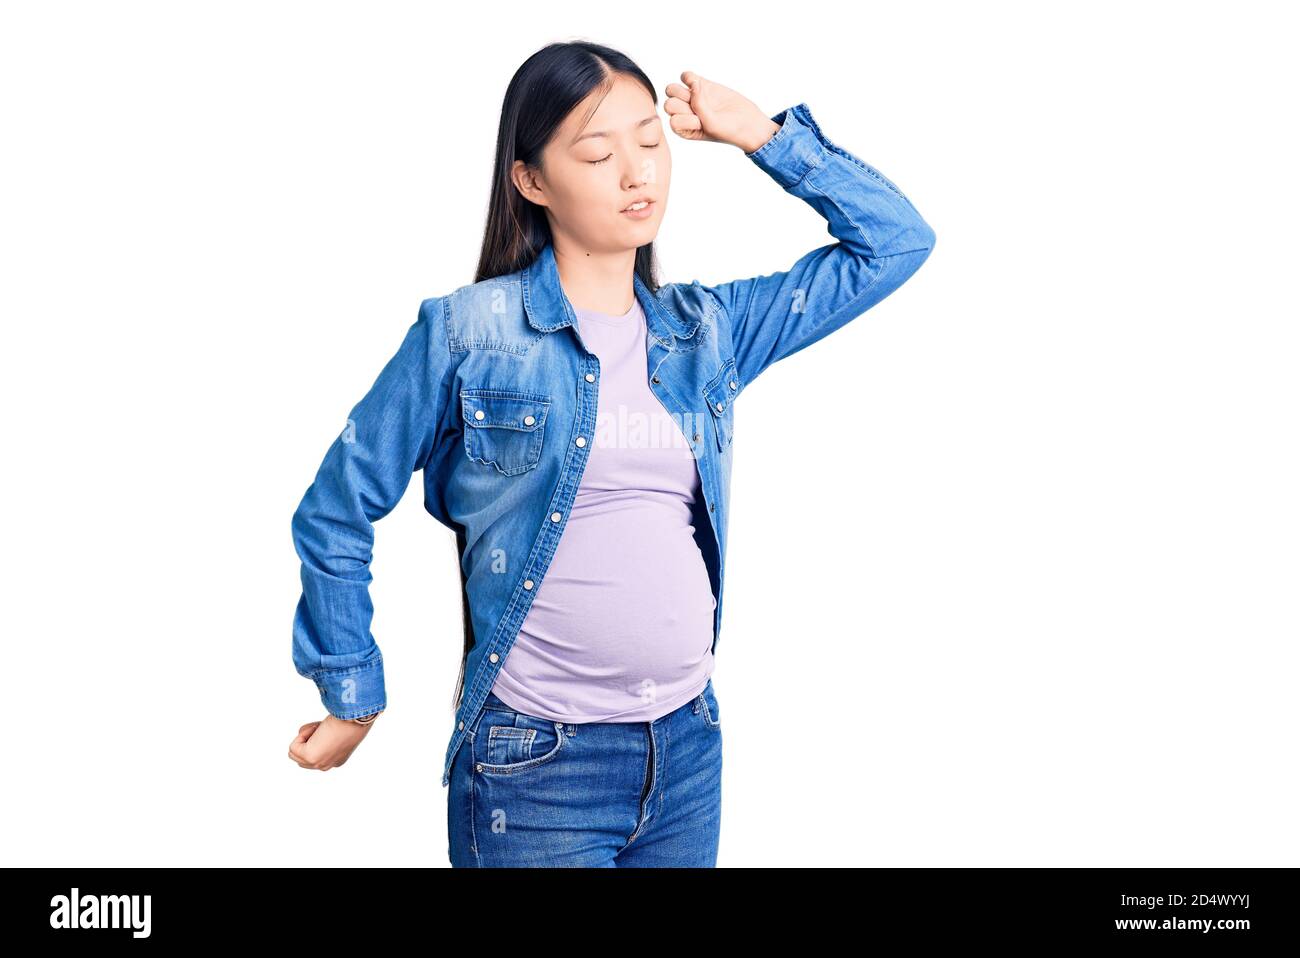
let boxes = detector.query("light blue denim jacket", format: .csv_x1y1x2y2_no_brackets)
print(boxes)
290,102,936,786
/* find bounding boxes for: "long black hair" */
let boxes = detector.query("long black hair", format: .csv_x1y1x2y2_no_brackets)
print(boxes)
472,40,663,291
452,41,664,715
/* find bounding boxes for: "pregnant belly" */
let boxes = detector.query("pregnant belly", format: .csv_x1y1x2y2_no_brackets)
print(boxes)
514,492,716,677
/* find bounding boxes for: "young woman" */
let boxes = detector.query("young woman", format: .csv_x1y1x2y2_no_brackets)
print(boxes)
287,41,936,867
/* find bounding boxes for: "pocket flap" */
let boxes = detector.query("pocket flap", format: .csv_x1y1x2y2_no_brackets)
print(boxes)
460,389,550,431
704,357,741,417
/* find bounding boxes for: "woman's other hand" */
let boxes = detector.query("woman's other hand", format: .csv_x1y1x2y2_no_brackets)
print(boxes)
287,715,377,771
663,70,781,153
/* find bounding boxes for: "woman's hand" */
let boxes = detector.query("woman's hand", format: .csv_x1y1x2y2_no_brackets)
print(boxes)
287,714,376,771
663,71,781,154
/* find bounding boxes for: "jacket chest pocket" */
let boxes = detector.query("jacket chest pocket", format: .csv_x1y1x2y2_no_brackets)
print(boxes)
460,388,551,476
703,357,740,451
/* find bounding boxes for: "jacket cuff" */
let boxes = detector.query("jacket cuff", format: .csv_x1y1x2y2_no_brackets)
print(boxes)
744,102,826,188
746,102,906,199
301,658,387,721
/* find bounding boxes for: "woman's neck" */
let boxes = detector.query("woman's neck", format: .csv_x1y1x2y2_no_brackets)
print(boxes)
551,240,638,316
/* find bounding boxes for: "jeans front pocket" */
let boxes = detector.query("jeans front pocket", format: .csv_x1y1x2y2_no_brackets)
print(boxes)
472,700,566,776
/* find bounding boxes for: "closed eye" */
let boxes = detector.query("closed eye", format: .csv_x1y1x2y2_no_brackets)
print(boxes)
587,143,661,165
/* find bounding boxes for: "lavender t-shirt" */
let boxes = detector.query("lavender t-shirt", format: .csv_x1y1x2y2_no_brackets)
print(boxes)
488,297,716,722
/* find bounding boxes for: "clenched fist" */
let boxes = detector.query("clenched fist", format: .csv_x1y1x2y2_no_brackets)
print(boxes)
663,70,781,154
288,713,378,771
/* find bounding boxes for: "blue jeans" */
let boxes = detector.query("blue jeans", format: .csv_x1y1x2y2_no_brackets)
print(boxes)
447,679,723,867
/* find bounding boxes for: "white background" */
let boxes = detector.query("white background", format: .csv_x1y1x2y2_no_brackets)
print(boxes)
3,1,1296,867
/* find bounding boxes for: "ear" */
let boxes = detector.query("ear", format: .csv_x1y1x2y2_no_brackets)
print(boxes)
511,159,548,208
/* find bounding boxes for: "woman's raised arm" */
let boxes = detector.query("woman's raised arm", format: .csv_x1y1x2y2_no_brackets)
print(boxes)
665,76,935,387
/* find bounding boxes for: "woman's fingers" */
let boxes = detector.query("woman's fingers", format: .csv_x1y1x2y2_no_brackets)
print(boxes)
668,111,703,136
666,72,712,138
663,95,692,117
665,83,701,138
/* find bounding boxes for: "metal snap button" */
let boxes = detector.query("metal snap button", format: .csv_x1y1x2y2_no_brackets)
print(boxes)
524,414,536,426
474,409,485,420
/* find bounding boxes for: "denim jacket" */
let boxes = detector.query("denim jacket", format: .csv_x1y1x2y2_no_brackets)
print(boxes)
290,102,936,786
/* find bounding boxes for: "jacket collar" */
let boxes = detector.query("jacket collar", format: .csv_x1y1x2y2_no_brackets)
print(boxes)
521,240,699,348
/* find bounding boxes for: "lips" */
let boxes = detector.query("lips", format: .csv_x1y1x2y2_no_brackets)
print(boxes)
620,198,656,222
621,197,654,212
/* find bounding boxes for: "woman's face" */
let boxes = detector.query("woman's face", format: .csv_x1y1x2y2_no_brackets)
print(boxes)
513,73,670,254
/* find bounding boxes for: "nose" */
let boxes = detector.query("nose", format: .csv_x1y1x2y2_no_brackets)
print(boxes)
622,156,654,190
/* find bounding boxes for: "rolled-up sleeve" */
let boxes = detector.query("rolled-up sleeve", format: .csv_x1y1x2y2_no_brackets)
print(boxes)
702,103,936,387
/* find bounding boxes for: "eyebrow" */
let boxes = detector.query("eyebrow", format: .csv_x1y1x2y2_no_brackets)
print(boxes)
570,114,660,146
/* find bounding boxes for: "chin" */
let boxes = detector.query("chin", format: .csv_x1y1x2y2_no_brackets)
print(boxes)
623,213,662,233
